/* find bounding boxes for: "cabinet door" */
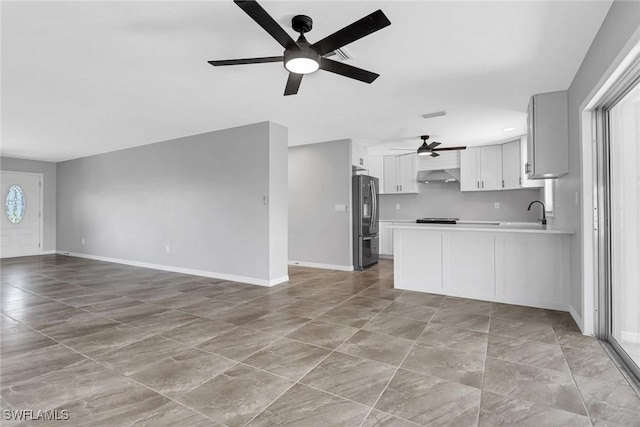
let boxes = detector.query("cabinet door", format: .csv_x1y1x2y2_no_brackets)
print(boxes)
527,91,568,178
352,142,367,170
368,156,385,193
379,222,393,256
480,145,503,190
501,140,521,190
398,154,417,193
460,148,480,191
520,135,543,188
383,156,398,193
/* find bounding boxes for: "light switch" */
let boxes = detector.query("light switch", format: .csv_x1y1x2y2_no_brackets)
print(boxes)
494,202,500,209
396,204,400,210
334,204,347,212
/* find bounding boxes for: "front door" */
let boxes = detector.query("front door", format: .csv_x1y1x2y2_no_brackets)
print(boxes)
1,171,42,258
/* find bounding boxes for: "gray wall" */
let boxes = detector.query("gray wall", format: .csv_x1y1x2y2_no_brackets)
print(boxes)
289,139,352,269
379,183,542,222
268,123,289,280
1,157,57,251
56,121,288,285
558,0,640,321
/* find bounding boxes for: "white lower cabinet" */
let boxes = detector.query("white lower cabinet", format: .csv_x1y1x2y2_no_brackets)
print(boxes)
393,227,572,310
443,232,495,297
379,221,394,257
495,233,569,305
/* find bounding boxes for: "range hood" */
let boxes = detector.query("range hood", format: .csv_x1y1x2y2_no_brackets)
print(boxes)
417,169,460,183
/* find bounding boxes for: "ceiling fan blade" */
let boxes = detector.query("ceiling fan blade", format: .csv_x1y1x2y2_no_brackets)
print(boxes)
430,152,440,157
319,58,379,83
310,9,391,56
208,56,283,66
432,146,467,151
427,141,441,149
284,73,303,96
234,0,298,50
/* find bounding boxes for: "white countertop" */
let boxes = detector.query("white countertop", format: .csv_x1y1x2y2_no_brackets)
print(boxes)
387,222,574,235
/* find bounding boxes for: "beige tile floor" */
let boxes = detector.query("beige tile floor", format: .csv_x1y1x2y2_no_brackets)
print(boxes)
1,255,639,426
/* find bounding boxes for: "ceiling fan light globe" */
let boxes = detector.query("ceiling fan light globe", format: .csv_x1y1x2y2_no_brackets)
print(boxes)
285,57,319,74
417,150,430,156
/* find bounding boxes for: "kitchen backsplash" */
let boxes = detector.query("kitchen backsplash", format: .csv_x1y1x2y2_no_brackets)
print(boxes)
379,182,543,222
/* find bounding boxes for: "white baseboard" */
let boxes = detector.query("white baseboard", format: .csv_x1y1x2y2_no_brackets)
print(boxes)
621,330,640,343
57,251,288,287
41,250,57,255
288,260,354,271
569,304,586,334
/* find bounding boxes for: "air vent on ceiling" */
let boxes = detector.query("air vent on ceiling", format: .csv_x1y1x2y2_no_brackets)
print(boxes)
330,47,354,61
421,110,447,119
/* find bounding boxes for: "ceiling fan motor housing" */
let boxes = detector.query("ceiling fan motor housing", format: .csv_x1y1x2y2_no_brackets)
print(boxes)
291,15,313,34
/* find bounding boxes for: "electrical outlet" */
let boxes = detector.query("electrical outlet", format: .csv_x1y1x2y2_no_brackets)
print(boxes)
165,245,170,254
494,202,500,209
396,203,400,210
81,237,85,245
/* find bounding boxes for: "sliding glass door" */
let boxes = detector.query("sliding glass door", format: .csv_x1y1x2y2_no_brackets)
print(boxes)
607,81,640,373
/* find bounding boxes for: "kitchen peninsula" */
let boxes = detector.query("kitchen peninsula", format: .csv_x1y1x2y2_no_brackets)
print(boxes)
390,223,574,312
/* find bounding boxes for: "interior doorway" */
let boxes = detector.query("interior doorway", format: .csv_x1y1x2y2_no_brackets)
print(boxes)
0,171,43,258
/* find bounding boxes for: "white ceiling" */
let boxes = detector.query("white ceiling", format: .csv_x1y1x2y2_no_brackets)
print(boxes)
1,1,612,162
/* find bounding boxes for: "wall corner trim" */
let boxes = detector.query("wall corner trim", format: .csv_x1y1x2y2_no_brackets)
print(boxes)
56,251,286,287
569,303,587,335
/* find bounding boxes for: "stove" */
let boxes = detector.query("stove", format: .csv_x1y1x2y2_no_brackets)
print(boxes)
416,217,459,224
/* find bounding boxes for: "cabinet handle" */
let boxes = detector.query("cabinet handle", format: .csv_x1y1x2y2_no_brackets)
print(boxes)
477,181,479,188
519,177,522,186
525,162,530,173
482,181,484,188
502,180,504,188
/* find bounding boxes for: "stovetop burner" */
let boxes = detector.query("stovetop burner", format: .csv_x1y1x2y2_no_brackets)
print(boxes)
416,217,459,224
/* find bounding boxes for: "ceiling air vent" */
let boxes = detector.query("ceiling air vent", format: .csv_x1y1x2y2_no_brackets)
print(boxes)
421,110,447,119
329,47,354,61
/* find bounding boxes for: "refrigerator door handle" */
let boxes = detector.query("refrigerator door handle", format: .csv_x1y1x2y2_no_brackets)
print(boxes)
370,179,377,230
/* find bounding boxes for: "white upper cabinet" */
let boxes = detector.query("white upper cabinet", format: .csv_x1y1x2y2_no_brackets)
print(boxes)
383,154,418,194
460,148,480,191
520,135,544,188
480,145,503,190
368,155,384,194
460,146,502,191
526,90,568,179
351,142,368,171
501,140,521,190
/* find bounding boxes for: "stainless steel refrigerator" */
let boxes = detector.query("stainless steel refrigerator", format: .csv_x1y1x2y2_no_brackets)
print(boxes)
353,175,379,270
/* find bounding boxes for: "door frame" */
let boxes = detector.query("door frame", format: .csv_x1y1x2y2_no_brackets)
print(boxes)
0,170,44,258
578,28,640,336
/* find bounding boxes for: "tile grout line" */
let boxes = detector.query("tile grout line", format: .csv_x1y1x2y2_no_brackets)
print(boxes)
553,327,595,426
3,312,226,426
357,291,449,427
474,311,492,427
239,318,366,426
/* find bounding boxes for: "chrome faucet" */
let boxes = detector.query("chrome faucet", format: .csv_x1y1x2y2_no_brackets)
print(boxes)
527,200,547,229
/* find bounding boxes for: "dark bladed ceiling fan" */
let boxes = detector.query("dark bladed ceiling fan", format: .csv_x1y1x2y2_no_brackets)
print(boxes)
391,135,467,157
208,0,391,96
